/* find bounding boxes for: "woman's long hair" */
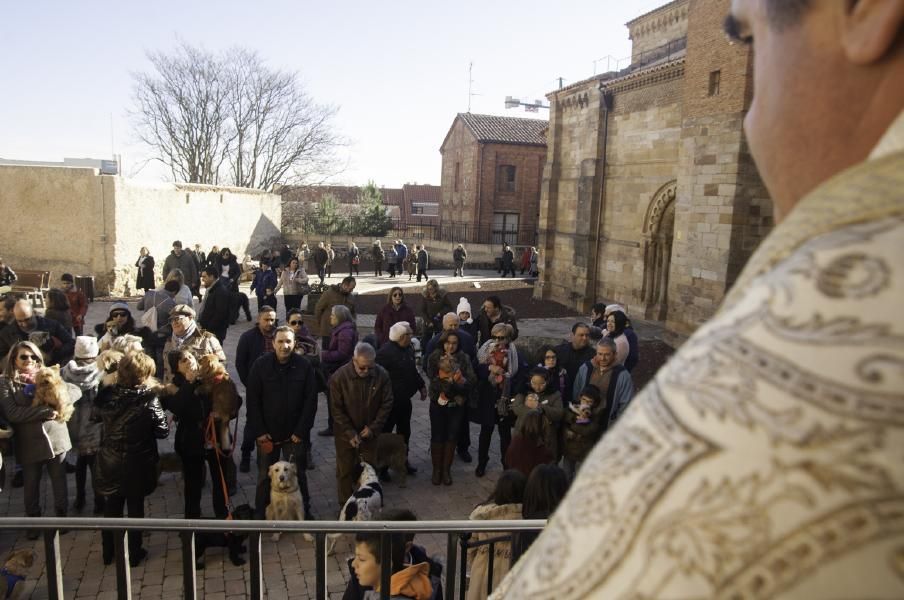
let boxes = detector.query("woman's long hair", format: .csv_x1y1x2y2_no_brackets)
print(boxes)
3,341,44,378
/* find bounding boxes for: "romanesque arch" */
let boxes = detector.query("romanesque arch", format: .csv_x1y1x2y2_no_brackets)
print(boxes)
641,181,677,320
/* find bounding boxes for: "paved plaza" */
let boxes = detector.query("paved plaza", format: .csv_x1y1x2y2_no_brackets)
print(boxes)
0,270,649,599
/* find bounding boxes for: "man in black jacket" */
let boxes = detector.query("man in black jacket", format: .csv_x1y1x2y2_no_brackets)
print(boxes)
198,267,232,343
0,299,75,366
246,326,317,520
554,323,595,408
475,296,518,346
236,306,277,472
375,322,426,477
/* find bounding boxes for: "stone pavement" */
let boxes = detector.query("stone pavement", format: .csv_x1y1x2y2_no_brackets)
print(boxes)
2,270,596,600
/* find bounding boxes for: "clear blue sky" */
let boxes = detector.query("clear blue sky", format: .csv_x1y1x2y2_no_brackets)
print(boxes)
1,0,666,188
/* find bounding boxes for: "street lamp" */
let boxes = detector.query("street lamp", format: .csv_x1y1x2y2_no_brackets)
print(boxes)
504,96,549,113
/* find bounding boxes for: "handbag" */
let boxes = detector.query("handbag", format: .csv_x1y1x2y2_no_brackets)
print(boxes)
139,291,166,332
351,256,360,265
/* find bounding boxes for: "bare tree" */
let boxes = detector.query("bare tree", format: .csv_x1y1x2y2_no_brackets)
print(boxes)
131,43,342,189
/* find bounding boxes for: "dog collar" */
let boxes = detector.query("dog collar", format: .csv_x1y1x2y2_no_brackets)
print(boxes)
1,569,25,597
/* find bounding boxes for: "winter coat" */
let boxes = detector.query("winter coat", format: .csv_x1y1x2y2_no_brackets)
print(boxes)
235,326,273,386
135,255,155,290
418,290,453,338
0,316,76,367
275,268,309,296
372,244,385,263
64,288,89,332
199,277,232,339
395,243,408,263
137,289,177,330
162,250,198,287
564,363,633,462
512,388,563,458
453,247,467,265
375,341,424,405
475,305,519,346
250,268,278,300
45,308,73,335
474,340,524,426
246,353,318,442
361,563,433,600
161,378,211,459
313,247,328,268
348,246,360,266
94,384,169,497
386,246,398,264
161,325,226,384
219,258,242,292
329,361,394,445
344,544,442,600
313,285,356,337
467,502,522,600
553,342,596,407
0,375,74,464
0,266,17,287
423,328,477,371
61,360,104,455
501,249,515,268
426,349,476,409
373,302,417,347
417,249,429,270
321,320,359,371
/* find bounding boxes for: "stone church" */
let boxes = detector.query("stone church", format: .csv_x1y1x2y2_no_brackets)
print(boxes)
536,0,772,338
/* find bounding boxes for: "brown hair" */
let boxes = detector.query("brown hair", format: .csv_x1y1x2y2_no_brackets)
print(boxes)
117,352,156,387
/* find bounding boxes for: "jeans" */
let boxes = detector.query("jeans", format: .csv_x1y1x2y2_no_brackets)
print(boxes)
23,453,68,517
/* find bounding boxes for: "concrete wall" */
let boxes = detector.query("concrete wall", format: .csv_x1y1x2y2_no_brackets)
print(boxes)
0,165,281,295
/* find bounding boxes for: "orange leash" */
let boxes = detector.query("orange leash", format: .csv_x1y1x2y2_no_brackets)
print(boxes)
204,414,234,520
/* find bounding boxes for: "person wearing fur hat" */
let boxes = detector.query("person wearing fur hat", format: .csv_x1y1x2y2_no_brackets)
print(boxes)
61,336,105,514
375,322,426,478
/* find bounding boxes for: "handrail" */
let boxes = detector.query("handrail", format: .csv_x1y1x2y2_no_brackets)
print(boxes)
0,517,546,600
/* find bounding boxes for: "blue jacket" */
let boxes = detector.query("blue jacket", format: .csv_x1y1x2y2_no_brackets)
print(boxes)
395,243,408,262
250,269,277,299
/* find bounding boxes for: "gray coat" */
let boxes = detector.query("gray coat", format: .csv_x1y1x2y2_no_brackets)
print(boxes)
0,375,75,464
162,250,199,286
61,360,104,455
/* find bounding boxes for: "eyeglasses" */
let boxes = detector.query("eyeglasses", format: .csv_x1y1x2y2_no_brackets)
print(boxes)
170,315,189,322
17,354,39,361
289,320,303,326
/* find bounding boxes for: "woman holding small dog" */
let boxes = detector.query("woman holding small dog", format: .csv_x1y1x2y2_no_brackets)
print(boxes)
0,341,74,539
425,330,476,486
94,352,169,566
474,323,522,478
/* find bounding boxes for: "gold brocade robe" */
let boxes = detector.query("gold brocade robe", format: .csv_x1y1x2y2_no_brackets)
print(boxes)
493,149,904,599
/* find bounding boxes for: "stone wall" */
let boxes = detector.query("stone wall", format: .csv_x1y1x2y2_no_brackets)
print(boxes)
0,165,281,295
627,0,689,63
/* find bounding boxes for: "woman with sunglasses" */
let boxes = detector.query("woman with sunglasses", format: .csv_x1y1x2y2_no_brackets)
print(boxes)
474,323,522,477
373,287,416,348
0,341,75,538
98,303,153,354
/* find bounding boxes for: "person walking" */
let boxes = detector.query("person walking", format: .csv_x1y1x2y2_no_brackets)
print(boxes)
274,257,309,314
348,242,360,276
135,247,155,293
372,240,385,277
416,245,429,282
249,261,278,313
325,243,335,279
501,245,516,278
452,244,467,277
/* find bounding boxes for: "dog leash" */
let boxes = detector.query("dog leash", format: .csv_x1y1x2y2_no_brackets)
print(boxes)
204,414,235,520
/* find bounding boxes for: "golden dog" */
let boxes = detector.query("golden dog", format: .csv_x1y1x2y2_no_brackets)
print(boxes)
32,366,74,422
1,548,35,600
195,355,241,451
265,461,312,542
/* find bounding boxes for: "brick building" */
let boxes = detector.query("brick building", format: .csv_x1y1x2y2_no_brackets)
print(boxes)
537,0,772,338
439,113,547,246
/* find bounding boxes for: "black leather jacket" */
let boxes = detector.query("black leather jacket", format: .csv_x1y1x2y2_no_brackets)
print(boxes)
94,385,169,497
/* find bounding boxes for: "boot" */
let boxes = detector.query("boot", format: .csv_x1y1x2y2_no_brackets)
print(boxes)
430,443,443,486
442,442,455,486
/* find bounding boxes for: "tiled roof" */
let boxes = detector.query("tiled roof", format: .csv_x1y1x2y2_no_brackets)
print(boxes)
381,188,405,206
457,113,548,146
403,184,441,204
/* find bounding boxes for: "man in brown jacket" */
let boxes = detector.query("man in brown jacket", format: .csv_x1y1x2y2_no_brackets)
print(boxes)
329,342,393,505
313,276,356,347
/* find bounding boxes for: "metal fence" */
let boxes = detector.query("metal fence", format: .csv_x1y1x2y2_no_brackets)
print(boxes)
297,218,538,247
0,517,545,600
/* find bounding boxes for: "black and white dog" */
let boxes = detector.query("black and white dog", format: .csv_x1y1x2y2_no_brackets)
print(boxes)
327,462,383,555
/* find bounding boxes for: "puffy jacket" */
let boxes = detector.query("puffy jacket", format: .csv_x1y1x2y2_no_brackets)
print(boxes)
329,362,393,445
375,341,424,404
246,353,318,442
94,385,169,497
321,320,358,371
61,360,104,455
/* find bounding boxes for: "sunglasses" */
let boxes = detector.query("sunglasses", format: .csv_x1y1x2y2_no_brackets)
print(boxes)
110,312,129,318
492,336,507,341
17,353,39,361
288,320,303,325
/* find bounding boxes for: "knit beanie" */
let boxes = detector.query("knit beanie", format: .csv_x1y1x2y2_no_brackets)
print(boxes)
456,297,472,318
109,302,131,317
74,336,99,359
605,304,626,316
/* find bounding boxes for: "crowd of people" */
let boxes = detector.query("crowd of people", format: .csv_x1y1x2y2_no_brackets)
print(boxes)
0,241,638,596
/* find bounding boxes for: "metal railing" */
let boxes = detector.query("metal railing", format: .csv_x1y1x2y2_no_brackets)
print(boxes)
0,517,545,600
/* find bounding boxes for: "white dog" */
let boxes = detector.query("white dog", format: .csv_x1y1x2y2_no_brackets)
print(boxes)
265,461,313,542
327,461,384,555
